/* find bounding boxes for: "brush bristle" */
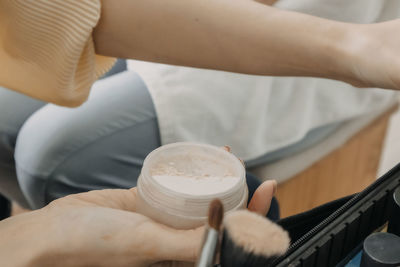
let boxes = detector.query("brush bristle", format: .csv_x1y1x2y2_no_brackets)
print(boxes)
208,199,224,230
220,210,290,267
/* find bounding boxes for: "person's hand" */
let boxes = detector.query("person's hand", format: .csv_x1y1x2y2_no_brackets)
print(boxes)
0,181,276,267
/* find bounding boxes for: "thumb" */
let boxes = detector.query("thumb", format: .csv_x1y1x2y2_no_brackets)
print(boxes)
247,180,277,216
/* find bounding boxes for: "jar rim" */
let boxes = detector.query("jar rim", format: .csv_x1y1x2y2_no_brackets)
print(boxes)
139,142,247,217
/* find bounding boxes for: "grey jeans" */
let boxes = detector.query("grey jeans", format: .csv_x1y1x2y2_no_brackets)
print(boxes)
1,71,160,209
0,71,339,209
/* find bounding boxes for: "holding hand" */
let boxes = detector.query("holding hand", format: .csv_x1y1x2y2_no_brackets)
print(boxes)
0,181,276,267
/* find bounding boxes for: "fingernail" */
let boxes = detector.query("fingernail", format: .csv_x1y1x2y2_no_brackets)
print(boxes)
272,180,278,195
223,145,231,152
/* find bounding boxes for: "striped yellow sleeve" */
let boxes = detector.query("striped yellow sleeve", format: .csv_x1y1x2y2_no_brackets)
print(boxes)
0,0,116,107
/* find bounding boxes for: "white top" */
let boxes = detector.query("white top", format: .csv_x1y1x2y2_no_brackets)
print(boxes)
128,0,399,161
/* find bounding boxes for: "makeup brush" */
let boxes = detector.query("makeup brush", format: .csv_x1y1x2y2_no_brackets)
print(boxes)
195,199,224,267
220,210,290,267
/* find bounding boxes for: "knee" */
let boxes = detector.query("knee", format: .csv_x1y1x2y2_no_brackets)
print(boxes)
14,108,75,209
15,109,65,178
15,165,46,209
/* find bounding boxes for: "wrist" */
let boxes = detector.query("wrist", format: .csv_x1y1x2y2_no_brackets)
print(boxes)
329,23,376,87
319,22,363,85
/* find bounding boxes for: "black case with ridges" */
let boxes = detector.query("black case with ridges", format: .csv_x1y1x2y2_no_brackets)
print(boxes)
272,162,400,267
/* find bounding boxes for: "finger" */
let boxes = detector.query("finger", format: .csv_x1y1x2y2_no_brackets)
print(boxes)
147,223,205,263
220,146,245,168
63,187,138,212
247,180,277,216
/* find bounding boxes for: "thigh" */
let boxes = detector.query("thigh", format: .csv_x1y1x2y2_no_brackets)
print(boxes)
0,87,45,206
15,71,160,208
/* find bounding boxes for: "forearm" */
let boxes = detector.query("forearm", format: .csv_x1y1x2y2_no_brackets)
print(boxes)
94,0,355,82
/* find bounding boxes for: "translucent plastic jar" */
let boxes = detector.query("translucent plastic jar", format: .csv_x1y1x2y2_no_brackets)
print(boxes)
136,142,248,229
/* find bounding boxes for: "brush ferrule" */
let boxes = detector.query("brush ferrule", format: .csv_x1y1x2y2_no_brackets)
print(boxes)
196,228,220,267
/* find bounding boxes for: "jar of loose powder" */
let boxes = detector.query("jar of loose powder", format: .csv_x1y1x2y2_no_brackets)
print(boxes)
136,142,248,229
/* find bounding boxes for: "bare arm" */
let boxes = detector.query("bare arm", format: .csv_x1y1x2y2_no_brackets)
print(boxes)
94,0,351,78
93,0,400,90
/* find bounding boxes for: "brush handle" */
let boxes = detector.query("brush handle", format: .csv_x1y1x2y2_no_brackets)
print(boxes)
196,228,219,267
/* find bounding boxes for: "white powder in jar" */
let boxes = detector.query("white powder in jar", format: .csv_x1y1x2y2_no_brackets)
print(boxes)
153,174,240,195
150,154,241,196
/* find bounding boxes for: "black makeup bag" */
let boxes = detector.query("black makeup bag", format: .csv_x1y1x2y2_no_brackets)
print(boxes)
271,162,400,267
